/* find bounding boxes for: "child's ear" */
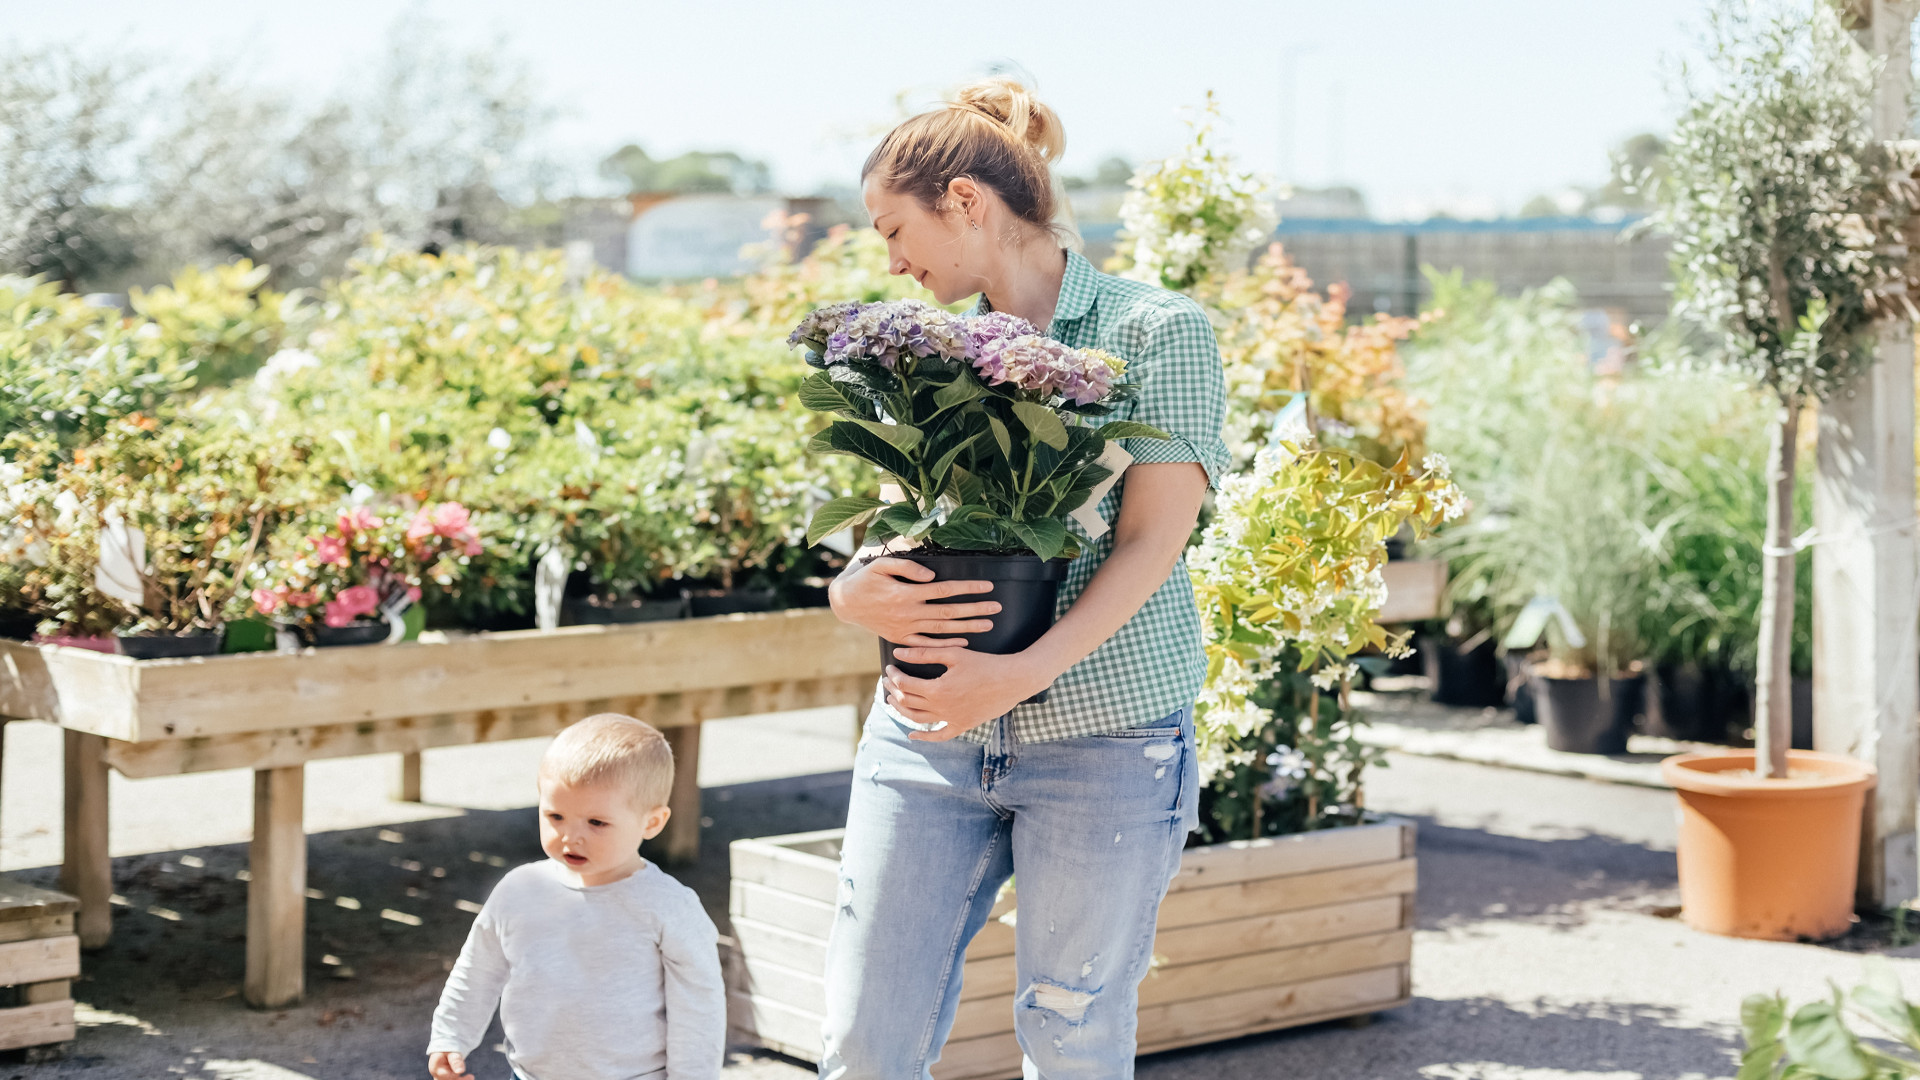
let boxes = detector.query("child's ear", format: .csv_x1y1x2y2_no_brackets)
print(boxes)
640,805,672,841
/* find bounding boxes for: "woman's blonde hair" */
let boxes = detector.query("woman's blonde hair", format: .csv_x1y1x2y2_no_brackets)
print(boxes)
863,76,1066,235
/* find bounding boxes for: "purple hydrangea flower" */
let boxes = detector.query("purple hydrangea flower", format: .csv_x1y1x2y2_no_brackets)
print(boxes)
969,332,1117,405
819,299,969,369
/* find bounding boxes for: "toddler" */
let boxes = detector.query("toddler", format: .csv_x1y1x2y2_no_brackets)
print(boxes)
428,714,725,1080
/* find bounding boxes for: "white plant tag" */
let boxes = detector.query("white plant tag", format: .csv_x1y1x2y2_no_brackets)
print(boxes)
94,508,149,609
534,546,569,631
1068,442,1135,541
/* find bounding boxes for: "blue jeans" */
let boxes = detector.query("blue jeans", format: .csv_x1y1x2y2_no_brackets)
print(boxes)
819,705,1197,1080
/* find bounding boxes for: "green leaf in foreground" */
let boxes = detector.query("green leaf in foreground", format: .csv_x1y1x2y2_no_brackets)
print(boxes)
806,496,885,546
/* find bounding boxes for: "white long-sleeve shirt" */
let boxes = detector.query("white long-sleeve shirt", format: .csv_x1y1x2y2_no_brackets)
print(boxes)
428,859,725,1080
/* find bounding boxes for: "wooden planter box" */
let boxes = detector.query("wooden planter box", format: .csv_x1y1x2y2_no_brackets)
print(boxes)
726,820,1416,1080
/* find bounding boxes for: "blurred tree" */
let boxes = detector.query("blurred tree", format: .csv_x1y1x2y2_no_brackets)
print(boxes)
599,144,772,195
0,48,141,290
1062,155,1134,190
1516,133,1669,219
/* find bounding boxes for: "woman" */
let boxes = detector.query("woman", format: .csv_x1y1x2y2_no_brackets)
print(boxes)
821,76,1229,1080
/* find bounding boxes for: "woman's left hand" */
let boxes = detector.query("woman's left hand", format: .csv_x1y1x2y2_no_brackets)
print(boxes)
883,648,1049,741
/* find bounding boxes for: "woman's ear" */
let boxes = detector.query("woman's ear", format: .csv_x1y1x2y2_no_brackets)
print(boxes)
946,176,984,224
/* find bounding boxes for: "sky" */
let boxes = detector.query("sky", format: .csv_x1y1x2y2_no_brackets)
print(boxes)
1,0,1707,220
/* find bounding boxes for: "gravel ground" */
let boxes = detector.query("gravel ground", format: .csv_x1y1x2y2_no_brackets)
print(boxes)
0,709,1909,1080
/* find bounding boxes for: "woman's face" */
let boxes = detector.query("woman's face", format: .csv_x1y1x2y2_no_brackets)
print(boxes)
863,175,987,305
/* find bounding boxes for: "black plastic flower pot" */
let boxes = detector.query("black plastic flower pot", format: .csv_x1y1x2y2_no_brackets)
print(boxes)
684,587,777,618
114,627,225,660
306,620,393,648
1504,654,1537,726
562,595,687,625
878,552,1072,705
1421,634,1505,708
1537,674,1644,755
1650,663,1743,744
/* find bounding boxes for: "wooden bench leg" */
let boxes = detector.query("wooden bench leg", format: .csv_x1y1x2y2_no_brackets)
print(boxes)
397,751,423,803
59,731,111,950
658,724,701,866
245,765,305,1009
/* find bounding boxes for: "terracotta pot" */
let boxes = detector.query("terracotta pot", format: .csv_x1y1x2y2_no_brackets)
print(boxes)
1662,749,1875,941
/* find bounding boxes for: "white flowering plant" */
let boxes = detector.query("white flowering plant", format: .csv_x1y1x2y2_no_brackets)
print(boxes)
1188,443,1465,839
1111,93,1277,294
789,300,1165,561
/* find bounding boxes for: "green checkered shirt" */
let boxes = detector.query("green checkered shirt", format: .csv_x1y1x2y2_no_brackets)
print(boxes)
962,249,1230,744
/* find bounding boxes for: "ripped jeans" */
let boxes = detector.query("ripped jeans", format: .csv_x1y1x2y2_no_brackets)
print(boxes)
819,705,1197,1080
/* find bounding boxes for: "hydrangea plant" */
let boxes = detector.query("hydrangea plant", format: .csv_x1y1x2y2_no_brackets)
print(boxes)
789,299,1164,561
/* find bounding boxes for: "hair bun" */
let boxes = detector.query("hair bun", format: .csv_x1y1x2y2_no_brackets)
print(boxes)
951,76,1065,163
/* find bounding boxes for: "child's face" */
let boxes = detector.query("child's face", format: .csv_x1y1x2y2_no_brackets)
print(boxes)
537,777,671,887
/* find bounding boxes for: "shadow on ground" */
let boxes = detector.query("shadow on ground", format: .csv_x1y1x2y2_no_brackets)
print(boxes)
1408,819,1679,930
1138,996,1740,1080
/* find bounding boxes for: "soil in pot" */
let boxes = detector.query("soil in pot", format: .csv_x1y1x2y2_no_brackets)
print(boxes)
306,620,393,647
1536,672,1644,755
563,594,687,625
115,627,226,659
1422,633,1504,708
1663,749,1874,940
878,551,1071,705
684,586,777,618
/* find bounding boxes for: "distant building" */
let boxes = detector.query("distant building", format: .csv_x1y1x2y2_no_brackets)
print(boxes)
1080,215,1671,326
626,194,787,279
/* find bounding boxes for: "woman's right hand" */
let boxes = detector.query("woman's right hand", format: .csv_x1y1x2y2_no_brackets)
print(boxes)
829,556,999,646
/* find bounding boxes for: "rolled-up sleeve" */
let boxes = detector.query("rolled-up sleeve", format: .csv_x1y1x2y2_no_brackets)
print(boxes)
1118,300,1231,489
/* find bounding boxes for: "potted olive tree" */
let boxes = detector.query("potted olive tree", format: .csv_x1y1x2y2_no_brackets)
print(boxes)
1652,2,1915,940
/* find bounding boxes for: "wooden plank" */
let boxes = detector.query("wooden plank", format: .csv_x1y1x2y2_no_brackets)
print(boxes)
396,751,422,802
103,673,879,777
657,724,701,867
0,879,78,923
0,916,72,946
0,1000,73,1051
1137,965,1405,1049
1137,986,1410,1058
0,935,79,986
22,981,68,1005
1151,896,1406,968
727,989,824,1061
1379,560,1445,624
729,834,842,906
245,766,305,1009
1168,821,1411,893
1,609,880,743
731,881,836,940
949,928,1411,1012
932,1030,1024,1080
735,957,827,1015
732,918,828,977
1156,859,1417,931
58,731,111,949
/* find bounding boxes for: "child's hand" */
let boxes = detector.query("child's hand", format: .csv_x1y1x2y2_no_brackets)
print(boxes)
428,1051,472,1080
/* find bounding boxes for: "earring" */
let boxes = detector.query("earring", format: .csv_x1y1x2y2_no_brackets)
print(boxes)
971,220,981,231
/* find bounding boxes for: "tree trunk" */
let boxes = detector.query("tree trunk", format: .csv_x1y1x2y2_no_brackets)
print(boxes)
1755,395,1799,780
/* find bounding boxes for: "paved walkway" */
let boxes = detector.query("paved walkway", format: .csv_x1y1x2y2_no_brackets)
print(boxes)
0,700,1903,1080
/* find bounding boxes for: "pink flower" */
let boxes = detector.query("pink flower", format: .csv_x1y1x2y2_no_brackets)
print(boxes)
323,601,356,628
464,539,482,556
406,585,423,603
336,585,381,618
406,508,435,544
429,502,473,539
314,535,348,566
251,589,281,615
286,591,317,608
338,507,381,536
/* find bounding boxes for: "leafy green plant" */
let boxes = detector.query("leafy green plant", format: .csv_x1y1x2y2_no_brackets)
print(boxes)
1108,93,1276,293
1740,961,1920,1079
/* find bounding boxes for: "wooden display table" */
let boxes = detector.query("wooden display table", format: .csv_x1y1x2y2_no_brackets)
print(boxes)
0,609,880,1009
0,880,78,1055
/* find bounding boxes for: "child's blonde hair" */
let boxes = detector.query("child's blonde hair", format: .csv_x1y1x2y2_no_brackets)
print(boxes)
539,714,675,810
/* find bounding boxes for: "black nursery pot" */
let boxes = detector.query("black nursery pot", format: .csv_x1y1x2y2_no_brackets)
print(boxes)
114,627,225,660
1537,674,1645,755
1420,634,1505,709
307,620,393,648
562,595,687,625
879,552,1071,705
683,587,777,619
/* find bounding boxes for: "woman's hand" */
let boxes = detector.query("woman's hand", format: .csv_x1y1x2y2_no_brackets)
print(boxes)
829,556,1000,646
883,649,1048,740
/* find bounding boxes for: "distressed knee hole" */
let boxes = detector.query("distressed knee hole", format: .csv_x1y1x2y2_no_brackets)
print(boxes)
1027,981,1097,1024
1143,741,1177,762
836,875,856,921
